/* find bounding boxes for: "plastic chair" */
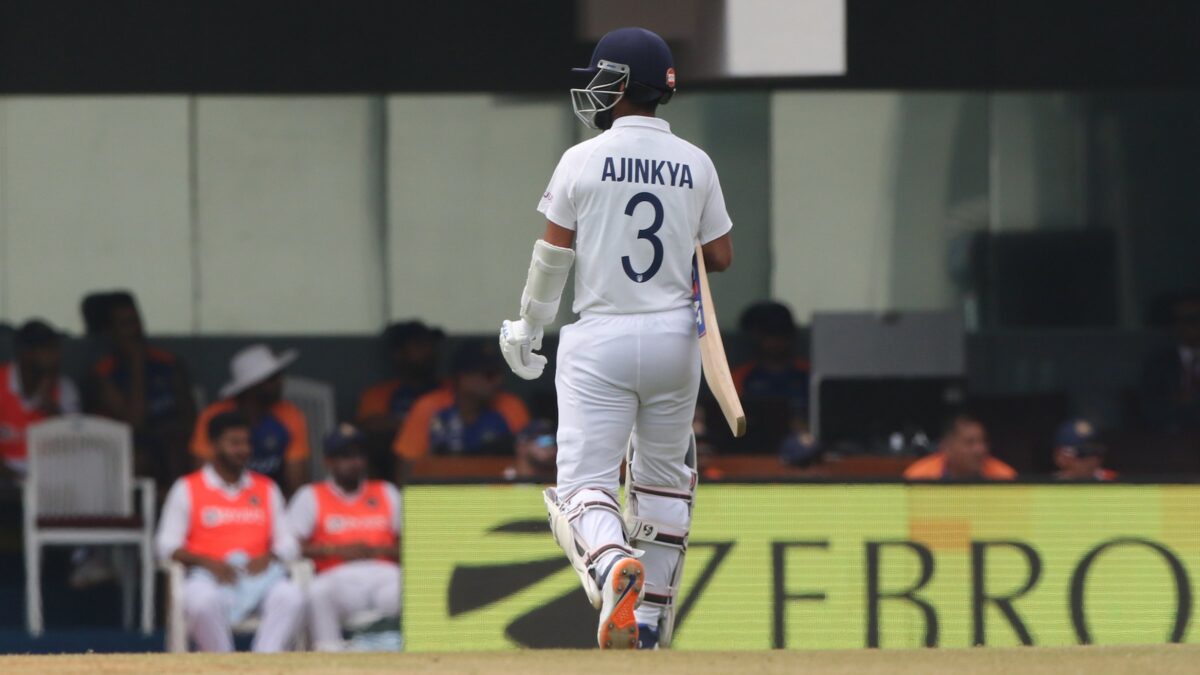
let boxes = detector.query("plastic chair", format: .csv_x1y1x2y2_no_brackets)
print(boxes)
283,376,336,480
22,415,156,636
165,559,314,652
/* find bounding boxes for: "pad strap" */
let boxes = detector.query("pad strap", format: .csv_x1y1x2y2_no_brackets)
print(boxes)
630,483,693,503
642,590,675,607
627,518,689,551
566,498,637,565
627,483,692,550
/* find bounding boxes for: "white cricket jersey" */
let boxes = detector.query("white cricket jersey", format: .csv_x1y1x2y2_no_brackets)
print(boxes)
537,116,733,316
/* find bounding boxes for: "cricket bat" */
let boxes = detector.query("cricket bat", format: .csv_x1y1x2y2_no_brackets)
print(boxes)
693,245,747,437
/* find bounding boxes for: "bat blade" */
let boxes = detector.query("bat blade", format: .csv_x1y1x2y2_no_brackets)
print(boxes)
693,246,747,437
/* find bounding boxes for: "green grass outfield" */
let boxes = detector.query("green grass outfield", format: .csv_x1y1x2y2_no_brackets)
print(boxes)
1,645,1197,675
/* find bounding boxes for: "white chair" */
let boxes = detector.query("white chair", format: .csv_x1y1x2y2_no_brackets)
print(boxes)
342,608,402,651
165,559,314,652
22,415,156,636
283,376,336,480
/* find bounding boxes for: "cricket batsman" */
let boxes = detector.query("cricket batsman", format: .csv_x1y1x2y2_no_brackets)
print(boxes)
499,26,734,649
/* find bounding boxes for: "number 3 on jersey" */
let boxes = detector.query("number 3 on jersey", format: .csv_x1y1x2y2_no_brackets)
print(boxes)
621,192,664,283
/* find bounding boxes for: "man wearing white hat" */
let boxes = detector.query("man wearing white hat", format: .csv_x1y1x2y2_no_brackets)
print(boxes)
191,344,310,494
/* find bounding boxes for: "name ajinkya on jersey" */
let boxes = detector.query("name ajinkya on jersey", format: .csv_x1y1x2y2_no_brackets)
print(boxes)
601,156,694,189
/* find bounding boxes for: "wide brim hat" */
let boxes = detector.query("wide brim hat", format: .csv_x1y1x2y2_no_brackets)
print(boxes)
219,343,298,399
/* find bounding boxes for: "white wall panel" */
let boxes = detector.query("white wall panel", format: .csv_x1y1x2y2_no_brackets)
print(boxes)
771,92,899,321
386,95,573,332
195,97,383,334
665,92,772,330
0,97,192,333
770,92,986,321
990,93,1087,232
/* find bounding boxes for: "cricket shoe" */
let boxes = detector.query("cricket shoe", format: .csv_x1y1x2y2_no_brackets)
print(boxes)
596,556,645,649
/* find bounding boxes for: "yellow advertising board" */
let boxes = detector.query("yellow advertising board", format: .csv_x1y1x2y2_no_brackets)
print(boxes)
404,483,1200,650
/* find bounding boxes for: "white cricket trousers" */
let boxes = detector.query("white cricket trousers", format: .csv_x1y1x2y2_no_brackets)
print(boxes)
555,306,699,628
182,574,304,652
555,306,700,498
308,560,403,652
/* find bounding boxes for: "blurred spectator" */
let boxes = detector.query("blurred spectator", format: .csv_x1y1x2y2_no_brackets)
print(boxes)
504,419,558,482
731,301,810,453
1053,418,1117,481
80,293,113,338
392,341,530,480
191,345,309,495
86,292,196,491
156,411,303,652
692,405,724,480
287,424,401,652
779,428,821,469
356,321,444,479
0,320,80,480
1139,291,1200,432
904,413,1016,480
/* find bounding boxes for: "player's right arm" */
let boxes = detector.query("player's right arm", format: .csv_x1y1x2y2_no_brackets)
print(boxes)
498,235,575,380
543,220,575,249
156,479,238,583
171,549,238,584
499,148,581,381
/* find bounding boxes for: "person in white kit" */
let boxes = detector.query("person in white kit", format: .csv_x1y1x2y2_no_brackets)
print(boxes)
287,424,402,652
155,411,304,652
499,26,734,649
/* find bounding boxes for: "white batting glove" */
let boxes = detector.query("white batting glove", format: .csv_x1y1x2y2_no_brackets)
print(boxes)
499,319,547,380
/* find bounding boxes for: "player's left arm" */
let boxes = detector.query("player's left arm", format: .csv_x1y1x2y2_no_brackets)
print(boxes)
698,154,735,272
266,482,300,564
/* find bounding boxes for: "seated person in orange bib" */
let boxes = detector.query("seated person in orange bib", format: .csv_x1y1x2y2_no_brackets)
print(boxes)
287,424,402,652
903,413,1017,481
0,320,81,480
155,411,304,652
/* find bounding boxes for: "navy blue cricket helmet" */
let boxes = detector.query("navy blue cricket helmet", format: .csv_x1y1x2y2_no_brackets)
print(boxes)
571,27,676,130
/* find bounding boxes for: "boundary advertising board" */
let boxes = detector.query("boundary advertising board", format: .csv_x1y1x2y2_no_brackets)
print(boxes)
404,484,1200,650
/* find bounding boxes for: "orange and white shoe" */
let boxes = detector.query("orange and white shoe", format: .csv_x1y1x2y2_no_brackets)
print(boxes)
597,556,645,649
